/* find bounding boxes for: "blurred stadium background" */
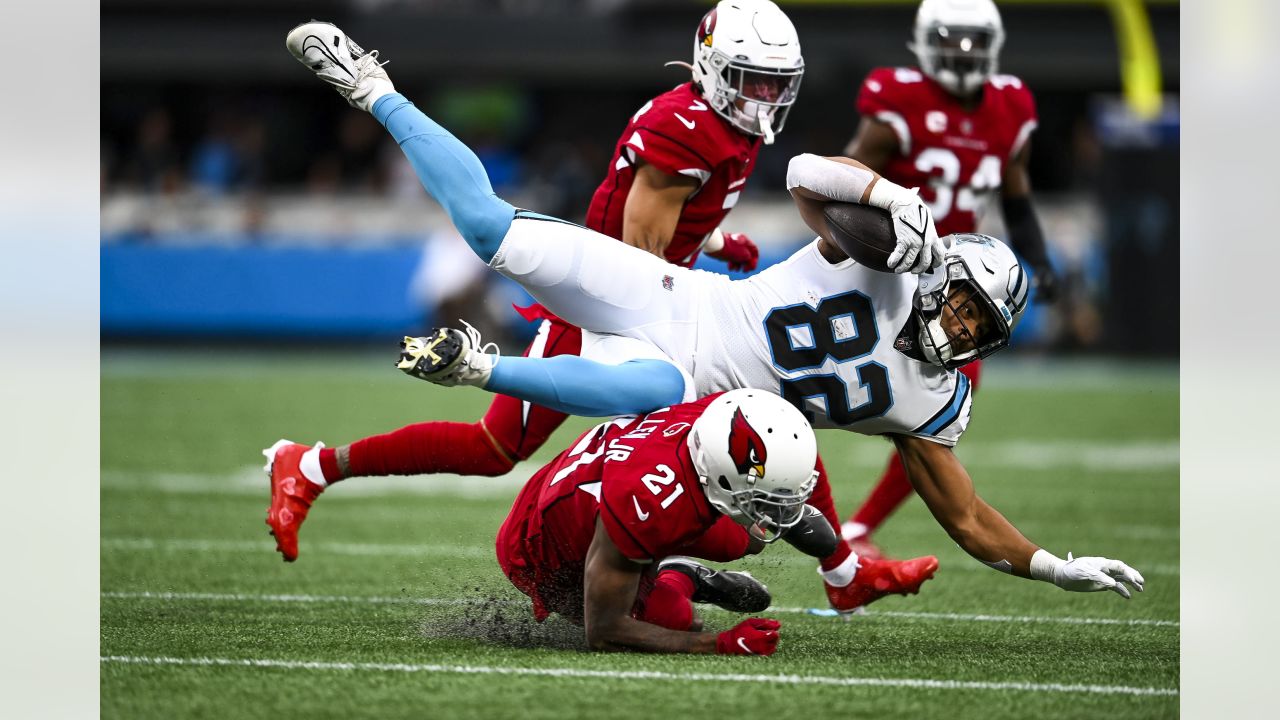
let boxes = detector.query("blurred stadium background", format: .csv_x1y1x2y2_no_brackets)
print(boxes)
101,0,1178,356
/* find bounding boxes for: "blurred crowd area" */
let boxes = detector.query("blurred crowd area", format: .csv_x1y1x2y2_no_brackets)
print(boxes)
101,84,620,232
100,0,1178,356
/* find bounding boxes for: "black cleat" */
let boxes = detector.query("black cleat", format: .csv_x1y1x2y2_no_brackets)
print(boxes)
396,323,497,387
657,557,771,613
781,504,839,559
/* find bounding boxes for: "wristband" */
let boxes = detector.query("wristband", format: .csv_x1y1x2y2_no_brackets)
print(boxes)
1029,548,1066,584
867,176,911,211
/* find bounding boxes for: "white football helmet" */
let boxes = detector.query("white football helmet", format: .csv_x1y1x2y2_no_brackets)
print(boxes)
909,0,1005,97
689,0,804,144
687,389,818,542
913,234,1029,369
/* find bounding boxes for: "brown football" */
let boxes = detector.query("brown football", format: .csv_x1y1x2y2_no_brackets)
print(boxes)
821,202,897,273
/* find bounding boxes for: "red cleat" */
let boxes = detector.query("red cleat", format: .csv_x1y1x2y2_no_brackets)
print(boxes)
263,439,325,562
824,555,939,614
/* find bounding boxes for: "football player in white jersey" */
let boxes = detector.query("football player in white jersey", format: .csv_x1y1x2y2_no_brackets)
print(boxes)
284,21,1145,602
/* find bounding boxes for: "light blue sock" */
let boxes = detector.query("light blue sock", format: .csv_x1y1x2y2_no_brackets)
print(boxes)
372,93,515,262
486,356,686,417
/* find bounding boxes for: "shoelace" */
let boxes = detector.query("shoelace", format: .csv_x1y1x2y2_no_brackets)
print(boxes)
459,319,500,368
356,50,389,74
327,50,387,92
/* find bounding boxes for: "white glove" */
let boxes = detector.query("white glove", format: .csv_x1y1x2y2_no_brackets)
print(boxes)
868,179,945,274
1032,550,1146,599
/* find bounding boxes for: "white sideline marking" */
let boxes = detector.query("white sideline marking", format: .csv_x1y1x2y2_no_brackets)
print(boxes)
101,591,1178,628
101,591,518,607
100,537,1179,576
770,553,1180,577
932,560,1178,577
100,467,533,499
99,655,1177,697
101,538,493,559
952,440,1177,472
803,608,1179,628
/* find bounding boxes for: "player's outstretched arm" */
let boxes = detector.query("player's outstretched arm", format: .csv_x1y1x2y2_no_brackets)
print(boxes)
892,434,1145,598
786,153,943,274
582,519,779,655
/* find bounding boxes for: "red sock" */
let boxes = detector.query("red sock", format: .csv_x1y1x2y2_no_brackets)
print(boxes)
635,570,696,631
318,447,342,483
849,452,914,534
810,457,853,571
327,421,515,482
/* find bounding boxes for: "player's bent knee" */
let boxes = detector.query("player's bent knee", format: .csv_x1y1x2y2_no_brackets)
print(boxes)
452,197,516,262
469,447,517,477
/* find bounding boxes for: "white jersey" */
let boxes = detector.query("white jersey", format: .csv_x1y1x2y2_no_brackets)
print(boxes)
492,217,971,445
692,240,972,444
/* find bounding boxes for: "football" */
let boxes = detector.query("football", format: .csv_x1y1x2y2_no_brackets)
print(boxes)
821,202,897,273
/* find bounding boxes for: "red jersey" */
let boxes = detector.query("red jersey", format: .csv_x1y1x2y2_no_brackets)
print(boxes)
585,83,761,268
856,66,1038,237
496,394,750,620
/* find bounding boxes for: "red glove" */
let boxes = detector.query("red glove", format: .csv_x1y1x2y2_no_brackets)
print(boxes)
714,231,760,273
716,618,781,656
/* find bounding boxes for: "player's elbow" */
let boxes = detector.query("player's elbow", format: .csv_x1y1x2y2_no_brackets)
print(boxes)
785,153,822,191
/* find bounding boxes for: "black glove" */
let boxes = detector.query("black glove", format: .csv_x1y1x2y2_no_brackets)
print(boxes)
1031,265,1062,304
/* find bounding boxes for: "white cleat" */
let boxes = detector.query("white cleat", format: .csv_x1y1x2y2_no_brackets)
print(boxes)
285,20,395,112
397,321,499,388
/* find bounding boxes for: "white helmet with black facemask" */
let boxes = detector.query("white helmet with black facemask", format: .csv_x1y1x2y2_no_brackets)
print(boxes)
914,233,1029,370
909,0,1005,98
687,0,804,145
687,389,818,542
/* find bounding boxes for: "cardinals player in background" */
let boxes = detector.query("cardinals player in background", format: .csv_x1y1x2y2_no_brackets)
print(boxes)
840,0,1064,560
267,4,934,614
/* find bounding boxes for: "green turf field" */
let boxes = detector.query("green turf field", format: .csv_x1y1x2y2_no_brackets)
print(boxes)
101,349,1178,719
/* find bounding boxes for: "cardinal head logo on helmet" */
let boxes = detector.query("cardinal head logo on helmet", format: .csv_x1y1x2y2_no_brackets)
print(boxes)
698,8,717,47
727,407,767,478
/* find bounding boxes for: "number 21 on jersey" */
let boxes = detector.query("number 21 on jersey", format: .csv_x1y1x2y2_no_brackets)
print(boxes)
763,291,893,426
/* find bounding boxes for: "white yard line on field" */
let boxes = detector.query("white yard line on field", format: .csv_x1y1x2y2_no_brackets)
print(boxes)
100,467,534,498
101,590,1178,628
770,552,1180,577
100,538,493,559
99,655,1177,697
100,438,1177,501
101,591,516,606
100,536,1179,575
